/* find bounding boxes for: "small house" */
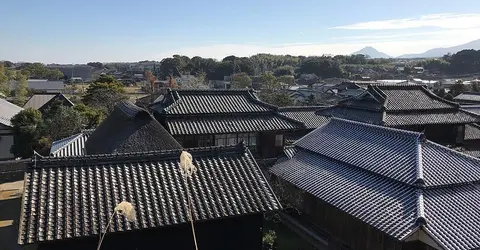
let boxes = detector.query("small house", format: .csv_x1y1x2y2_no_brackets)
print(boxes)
149,89,306,160
317,84,480,146
23,93,74,114
0,99,23,160
271,118,480,250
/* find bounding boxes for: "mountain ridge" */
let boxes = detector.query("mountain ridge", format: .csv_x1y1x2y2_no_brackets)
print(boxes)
351,46,392,58
397,39,480,58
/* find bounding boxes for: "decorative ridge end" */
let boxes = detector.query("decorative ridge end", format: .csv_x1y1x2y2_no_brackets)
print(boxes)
416,189,427,226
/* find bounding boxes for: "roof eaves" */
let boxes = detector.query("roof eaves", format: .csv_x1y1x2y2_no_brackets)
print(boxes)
50,133,85,156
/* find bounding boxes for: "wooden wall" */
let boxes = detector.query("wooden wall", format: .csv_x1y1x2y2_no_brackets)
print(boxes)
274,180,438,250
37,214,263,250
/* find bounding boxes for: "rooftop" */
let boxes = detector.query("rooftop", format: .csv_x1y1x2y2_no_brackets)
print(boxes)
85,101,182,154
151,88,276,115
454,92,480,103
23,93,73,111
316,84,480,126
0,98,23,127
49,129,94,157
270,118,480,250
19,144,281,245
277,106,330,129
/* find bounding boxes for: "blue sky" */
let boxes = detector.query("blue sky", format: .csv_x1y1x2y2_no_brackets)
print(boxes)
1,0,479,63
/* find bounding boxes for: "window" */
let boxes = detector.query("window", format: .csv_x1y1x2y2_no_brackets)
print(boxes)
227,134,237,145
249,133,257,146
238,133,249,145
214,134,227,146
197,135,205,147
205,135,213,146
275,134,284,147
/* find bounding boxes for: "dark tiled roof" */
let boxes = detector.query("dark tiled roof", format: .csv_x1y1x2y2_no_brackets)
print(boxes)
19,144,281,245
316,106,384,125
454,92,480,103
85,101,182,154
270,118,480,250
461,105,480,115
0,98,23,127
375,84,455,111
11,80,65,91
315,84,480,126
384,110,479,127
277,106,330,129
23,93,73,111
155,89,275,115
50,130,94,157
168,114,303,135
464,123,480,141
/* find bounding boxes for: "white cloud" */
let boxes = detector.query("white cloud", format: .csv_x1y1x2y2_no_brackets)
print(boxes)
153,29,480,59
330,13,480,30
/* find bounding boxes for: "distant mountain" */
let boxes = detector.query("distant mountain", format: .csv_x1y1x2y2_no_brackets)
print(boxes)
397,39,480,58
351,46,392,58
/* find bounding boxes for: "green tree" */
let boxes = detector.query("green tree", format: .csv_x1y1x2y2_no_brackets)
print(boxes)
73,104,104,128
10,108,44,158
298,57,344,79
277,75,295,85
449,81,469,97
231,72,252,89
274,66,294,77
301,95,317,106
46,68,64,81
14,72,28,106
43,106,85,141
259,92,293,107
0,63,10,95
260,72,279,90
82,77,127,114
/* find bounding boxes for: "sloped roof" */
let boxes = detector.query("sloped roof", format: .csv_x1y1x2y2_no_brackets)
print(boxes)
11,80,65,91
151,89,306,134
270,118,480,250
152,89,276,115
277,106,330,129
461,105,480,115
85,101,182,154
453,92,480,103
168,114,302,135
316,84,480,126
19,144,281,245
50,129,94,157
23,93,73,111
0,98,23,127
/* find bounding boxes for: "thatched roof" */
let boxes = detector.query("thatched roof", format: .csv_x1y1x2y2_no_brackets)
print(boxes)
85,101,181,154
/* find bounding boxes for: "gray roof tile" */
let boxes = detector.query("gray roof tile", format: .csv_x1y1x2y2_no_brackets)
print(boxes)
464,123,480,141
454,92,480,103
278,106,330,129
159,89,274,115
0,98,23,127
19,145,281,245
316,85,480,126
270,118,480,250
168,115,303,135
50,130,94,157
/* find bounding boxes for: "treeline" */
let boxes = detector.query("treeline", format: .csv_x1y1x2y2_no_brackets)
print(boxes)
156,54,393,81
156,49,480,81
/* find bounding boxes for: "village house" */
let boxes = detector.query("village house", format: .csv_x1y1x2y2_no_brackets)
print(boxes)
23,93,73,114
85,101,182,155
49,129,93,157
316,84,480,147
453,92,480,105
277,106,330,143
0,99,23,160
149,89,307,160
11,79,65,93
270,118,480,250
18,142,281,250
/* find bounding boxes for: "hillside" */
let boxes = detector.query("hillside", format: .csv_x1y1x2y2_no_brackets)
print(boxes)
398,39,480,58
351,46,392,58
